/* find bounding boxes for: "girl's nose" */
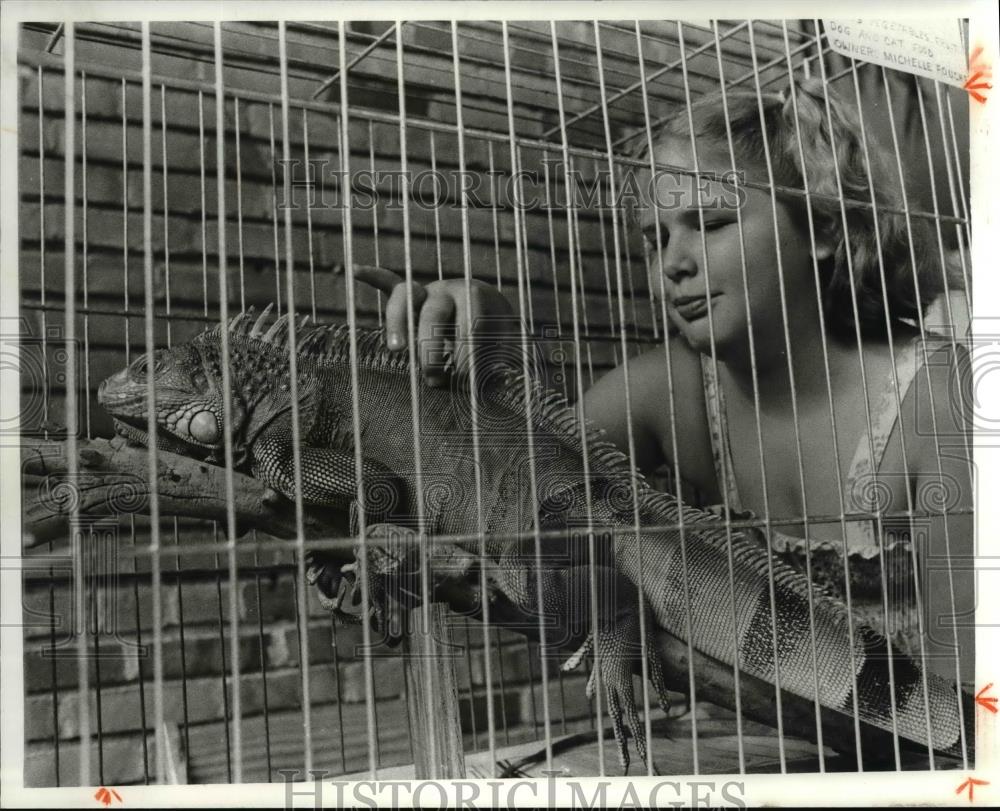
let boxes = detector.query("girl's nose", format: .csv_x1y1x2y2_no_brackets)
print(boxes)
661,239,698,282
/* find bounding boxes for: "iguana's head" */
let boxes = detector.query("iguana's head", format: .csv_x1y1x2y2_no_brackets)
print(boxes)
98,337,248,461
99,307,337,464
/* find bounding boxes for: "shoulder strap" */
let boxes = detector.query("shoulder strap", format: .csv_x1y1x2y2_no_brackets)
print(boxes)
842,339,925,552
699,355,744,513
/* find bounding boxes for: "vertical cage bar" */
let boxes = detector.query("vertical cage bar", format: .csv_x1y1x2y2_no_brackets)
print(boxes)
428,129,445,281
37,67,50,439
268,104,282,314
745,23,827,768
451,19,497,773
943,93,972,274
547,19,606,775
214,21,244,783
541,156,569,400
932,86,971,310
160,86,173,343
303,108,318,320
516,145,536,333
198,91,209,316
569,189,595,387
882,66,969,767
79,70,106,784
277,20,315,776
593,171,621,368
233,92,272,775
328,622,349,775
367,119,384,328
61,23,91,787
339,19,381,779
121,76,153,785
487,140,503,291
846,54,932,767
916,82,971,339
493,629,512,745
35,85,58,786
393,18,441,777
461,621,480,752
235,98,247,311
139,22,168,784
592,19,656,773
811,26,902,768
708,20,785,771
681,16,764,773
80,75,92,438
615,161,644,346
778,21,865,767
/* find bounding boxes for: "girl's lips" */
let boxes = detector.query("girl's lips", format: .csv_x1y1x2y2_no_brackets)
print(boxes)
672,293,720,321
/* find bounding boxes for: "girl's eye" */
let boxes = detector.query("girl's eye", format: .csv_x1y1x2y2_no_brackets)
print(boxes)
699,219,731,232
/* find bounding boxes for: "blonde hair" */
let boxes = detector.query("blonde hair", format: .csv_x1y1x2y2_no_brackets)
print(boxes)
653,77,947,342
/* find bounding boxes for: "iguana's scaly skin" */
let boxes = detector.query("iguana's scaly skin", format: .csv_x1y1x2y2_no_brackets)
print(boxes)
99,307,971,772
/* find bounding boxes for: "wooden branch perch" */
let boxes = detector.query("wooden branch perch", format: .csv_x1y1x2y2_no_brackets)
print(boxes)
20,436,350,547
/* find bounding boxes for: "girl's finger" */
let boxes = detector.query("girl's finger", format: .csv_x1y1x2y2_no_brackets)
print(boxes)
418,291,457,386
384,282,428,349
352,266,406,296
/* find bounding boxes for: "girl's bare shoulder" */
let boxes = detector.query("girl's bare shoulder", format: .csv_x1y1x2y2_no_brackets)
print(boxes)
583,337,717,487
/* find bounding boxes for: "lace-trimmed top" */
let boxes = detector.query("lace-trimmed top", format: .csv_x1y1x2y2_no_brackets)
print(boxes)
700,340,924,558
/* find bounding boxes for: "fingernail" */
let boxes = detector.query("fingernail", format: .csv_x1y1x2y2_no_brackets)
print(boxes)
388,332,401,349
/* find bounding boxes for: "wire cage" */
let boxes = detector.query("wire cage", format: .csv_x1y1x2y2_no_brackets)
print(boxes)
16,17,974,786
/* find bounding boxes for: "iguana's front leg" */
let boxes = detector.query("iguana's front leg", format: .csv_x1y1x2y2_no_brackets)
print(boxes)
562,587,672,775
248,420,407,615
250,424,404,515
522,561,671,775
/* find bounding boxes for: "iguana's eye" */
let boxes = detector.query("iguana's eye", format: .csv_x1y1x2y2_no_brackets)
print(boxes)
131,356,148,378
189,410,219,444
191,371,208,390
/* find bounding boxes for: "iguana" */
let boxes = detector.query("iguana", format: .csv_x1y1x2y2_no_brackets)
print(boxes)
97,306,972,772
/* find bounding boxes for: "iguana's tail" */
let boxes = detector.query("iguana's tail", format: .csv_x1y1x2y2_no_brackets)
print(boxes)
622,491,972,762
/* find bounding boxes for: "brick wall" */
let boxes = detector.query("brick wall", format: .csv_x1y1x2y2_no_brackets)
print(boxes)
21,534,597,784
18,21,654,785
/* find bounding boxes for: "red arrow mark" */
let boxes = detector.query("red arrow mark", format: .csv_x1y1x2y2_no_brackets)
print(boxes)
956,777,989,802
964,45,993,104
976,683,998,714
93,787,123,807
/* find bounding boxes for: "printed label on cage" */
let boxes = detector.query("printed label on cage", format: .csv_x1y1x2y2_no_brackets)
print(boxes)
824,19,967,87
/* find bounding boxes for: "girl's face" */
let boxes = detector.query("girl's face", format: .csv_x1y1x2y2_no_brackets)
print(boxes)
639,137,829,363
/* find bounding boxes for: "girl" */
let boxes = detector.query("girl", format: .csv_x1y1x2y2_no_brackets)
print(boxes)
355,77,973,685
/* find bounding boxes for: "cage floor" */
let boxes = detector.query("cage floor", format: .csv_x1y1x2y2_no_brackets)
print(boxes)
343,709,956,780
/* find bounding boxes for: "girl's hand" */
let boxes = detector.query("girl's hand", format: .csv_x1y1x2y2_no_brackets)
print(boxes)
353,267,519,387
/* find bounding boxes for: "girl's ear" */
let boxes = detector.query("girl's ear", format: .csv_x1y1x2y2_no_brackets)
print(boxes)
811,238,836,262
810,225,839,262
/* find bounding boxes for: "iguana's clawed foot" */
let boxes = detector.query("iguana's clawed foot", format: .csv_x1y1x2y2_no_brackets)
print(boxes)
563,609,671,775
306,524,467,645
332,523,428,646
305,550,362,623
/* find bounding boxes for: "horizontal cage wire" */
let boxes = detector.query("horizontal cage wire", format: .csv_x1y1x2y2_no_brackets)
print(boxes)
16,17,974,786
